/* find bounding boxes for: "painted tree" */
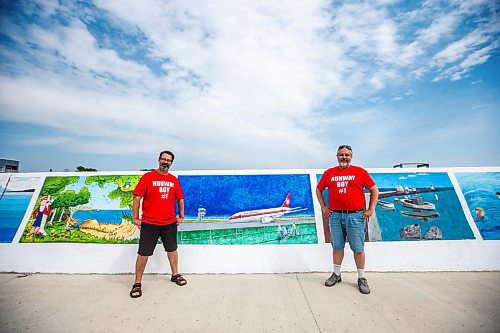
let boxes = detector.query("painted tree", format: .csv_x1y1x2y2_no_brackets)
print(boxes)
50,187,91,230
86,175,141,210
39,176,79,224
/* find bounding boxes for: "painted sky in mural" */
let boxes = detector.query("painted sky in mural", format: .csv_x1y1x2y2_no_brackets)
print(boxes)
179,174,314,218
0,175,39,243
456,172,499,240
1,1,499,172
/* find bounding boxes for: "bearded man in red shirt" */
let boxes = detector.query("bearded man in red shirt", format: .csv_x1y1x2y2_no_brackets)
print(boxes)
316,145,379,294
130,150,186,298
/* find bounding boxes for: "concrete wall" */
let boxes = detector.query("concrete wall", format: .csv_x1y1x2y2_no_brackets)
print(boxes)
0,167,498,273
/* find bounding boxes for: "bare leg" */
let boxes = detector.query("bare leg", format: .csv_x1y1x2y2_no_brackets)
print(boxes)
353,251,365,269
333,249,344,265
167,250,179,276
134,255,149,284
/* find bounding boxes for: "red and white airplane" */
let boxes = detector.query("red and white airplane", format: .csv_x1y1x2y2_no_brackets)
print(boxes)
228,193,307,224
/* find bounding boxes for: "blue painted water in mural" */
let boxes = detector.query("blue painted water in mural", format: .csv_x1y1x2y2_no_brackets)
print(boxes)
371,172,474,241
456,172,499,240
72,209,132,226
375,189,474,241
0,191,32,243
316,171,475,241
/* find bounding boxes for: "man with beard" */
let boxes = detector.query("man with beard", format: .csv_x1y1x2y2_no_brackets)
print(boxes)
316,145,379,294
130,150,186,298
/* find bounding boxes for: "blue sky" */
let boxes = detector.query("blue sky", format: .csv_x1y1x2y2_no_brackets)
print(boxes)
0,0,499,172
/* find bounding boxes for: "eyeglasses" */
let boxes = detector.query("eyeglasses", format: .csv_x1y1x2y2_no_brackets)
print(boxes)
338,145,352,151
159,158,173,162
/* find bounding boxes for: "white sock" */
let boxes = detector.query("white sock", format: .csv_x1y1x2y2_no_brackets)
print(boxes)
357,269,365,279
334,264,341,275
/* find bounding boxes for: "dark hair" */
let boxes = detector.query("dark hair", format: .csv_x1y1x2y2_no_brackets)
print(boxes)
337,145,352,152
159,150,175,161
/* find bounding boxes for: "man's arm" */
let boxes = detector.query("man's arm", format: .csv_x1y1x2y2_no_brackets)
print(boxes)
362,185,379,222
132,195,142,227
177,198,185,225
316,187,332,219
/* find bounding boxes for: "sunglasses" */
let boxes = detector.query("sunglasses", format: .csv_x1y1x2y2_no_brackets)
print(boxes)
338,145,352,151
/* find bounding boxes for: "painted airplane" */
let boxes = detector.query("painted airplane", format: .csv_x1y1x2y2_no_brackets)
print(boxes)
228,193,307,224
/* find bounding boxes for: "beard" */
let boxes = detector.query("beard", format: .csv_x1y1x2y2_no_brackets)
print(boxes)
339,160,350,168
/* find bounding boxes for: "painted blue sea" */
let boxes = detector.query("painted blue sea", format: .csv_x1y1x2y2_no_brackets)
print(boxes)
72,209,132,226
0,191,33,243
456,172,500,240
316,172,475,241
375,189,474,241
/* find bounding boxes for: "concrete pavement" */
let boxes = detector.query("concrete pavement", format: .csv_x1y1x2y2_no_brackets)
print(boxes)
0,272,498,332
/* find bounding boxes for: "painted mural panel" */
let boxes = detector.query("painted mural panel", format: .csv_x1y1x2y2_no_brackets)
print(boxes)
371,172,474,241
0,175,40,243
455,172,499,240
20,175,140,243
317,172,474,242
19,173,317,245
178,174,317,244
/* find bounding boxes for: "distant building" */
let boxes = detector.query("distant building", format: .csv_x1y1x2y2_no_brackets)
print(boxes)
0,159,19,173
197,206,206,222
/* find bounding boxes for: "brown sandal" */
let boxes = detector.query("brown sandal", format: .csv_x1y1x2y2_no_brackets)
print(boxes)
170,274,187,286
130,283,142,298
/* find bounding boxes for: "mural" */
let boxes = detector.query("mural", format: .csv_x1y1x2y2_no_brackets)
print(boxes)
317,172,475,242
19,173,317,245
178,174,317,244
456,172,499,240
20,175,140,243
371,172,474,241
0,175,40,243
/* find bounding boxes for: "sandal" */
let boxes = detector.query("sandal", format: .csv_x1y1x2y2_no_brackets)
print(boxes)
130,283,142,298
170,274,187,286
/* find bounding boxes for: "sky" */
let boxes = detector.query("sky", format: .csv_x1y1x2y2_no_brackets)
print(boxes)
0,0,499,172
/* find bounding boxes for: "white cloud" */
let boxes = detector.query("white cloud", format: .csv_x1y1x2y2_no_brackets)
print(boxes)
432,29,491,68
0,0,498,170
417,13,459,45
432,31,497,81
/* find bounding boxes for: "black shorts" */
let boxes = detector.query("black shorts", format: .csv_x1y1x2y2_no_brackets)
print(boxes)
138,222,178,256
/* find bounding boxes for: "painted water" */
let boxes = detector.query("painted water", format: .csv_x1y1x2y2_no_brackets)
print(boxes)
456,172,500,240
72,209,132,226
0,191,32,242
375,189,474,241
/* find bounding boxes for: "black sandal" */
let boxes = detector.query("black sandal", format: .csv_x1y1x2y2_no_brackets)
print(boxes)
130,283,142,298
170,274,187,286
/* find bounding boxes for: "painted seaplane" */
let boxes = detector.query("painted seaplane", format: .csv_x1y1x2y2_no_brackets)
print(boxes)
228,193,307,224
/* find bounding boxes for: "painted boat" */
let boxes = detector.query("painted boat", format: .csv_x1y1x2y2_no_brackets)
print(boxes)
377,200,395,210
400,196,435,210
401,211,439,221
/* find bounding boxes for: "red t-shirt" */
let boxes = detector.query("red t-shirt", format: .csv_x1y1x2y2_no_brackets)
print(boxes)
133,170,184,225
317,165,375,211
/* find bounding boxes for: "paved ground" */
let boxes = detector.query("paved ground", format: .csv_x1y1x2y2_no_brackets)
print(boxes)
0,272,498,333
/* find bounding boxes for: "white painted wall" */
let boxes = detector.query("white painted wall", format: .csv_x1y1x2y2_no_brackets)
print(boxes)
1,240,499,273
0,167,498,273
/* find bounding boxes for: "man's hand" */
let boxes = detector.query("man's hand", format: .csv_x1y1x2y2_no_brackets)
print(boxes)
361,208,375,222
177,217,184,225
321,206,332,219
133,218,142,228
